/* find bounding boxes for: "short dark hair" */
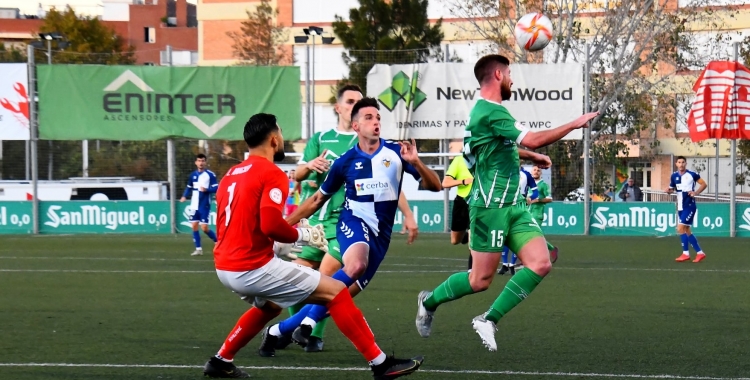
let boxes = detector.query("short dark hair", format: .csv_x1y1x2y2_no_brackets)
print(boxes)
337,84,363,101
195,153,206,160
474,54,510,84
676,155,687,162
244,113,279,148
351,97,379,122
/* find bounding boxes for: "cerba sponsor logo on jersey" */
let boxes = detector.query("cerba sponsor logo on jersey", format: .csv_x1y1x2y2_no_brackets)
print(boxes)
101,70,236,137
354,178,391,196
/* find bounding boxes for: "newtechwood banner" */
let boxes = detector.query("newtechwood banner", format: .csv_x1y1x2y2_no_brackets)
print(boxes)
367,62,583,140
37,65,301,141
2,201,750,236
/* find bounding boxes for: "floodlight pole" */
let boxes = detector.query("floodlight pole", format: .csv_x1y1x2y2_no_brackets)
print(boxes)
28,44,39,234
583,43,591,236
166,45,177,234
311,35,316,133
731,42,739,237
306,44,311,138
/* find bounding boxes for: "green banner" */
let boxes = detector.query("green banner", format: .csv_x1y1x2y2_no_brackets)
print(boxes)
38,65,301,141
538,203,585,235
39,201,170,234
737,203,750,237
394,201,446,233
590,202,730,237
176,202,216,233
0,202,33,234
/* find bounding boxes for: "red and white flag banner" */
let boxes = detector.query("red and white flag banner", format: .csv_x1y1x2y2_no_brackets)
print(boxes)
686,61,750,142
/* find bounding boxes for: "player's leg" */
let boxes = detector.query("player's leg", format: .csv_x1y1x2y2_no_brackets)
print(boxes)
535,215,558,263
200,213,217,243
416,207,505,338
498,246,510,275
509,251,519,275
473,208,548,351
190,214,203,255
675,210,695,262
304,238,344,351
685,223,706,263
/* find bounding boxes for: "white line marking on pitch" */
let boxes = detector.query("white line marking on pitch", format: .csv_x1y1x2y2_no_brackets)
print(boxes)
0,363,747,379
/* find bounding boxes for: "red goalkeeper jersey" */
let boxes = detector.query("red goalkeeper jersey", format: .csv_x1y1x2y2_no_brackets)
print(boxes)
214,155,289,272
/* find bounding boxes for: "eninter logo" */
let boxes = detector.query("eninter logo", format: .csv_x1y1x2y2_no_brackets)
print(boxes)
101,70,236,137
378,71,427,112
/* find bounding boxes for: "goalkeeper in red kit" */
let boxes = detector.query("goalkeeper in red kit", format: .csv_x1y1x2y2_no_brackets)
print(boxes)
201,113,424,379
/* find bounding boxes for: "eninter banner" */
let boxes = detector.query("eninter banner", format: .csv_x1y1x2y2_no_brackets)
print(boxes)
367,62,583,140
0,63,30,140
37,65,301,141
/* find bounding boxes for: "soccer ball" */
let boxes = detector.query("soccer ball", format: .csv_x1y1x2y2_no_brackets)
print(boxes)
514,13,554,52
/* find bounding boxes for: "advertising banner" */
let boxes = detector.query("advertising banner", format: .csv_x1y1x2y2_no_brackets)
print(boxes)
0,63,30,140
538,203,585,235
0,202,33,234
39,201,170,234
38,65,301,141
367,62,583,140
590,202,730,237
736,203,750,237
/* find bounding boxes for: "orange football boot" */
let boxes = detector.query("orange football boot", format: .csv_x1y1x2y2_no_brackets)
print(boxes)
675,254,691,262
692,254,706,263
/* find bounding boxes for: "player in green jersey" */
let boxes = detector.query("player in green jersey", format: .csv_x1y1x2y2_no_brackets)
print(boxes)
527,165,559,263
415,54,598,351
276,85,418,353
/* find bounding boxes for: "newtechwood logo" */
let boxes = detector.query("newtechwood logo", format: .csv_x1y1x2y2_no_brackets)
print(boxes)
101,70,235,137
378,71,427,112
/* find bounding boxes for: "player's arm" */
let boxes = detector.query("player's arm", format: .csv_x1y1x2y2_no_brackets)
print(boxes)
527,173,539,201
207,174,219,194
287,157,344,225
399,139,442,191
398,191,419,244
537,183,552,204
441,157,471,189
180,176,192,201
691,178,707,197
260,174,325,247
518,112,599,150
518,149,551,169
665,175,676,193
295,134,328,181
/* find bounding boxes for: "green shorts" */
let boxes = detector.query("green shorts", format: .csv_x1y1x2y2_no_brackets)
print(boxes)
296,218,343,264
469,206,544,254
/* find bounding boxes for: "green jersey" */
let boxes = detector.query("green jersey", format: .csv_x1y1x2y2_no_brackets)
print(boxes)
299,128,358,222
529,179,551,220
463,99,528,209
446,155,473,199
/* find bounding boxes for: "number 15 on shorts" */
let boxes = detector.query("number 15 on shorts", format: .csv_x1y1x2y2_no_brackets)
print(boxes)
490,229,505,248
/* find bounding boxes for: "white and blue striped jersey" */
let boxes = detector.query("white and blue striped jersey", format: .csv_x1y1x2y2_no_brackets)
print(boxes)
182,170,218,212
320,139,421,237
669,170,701,211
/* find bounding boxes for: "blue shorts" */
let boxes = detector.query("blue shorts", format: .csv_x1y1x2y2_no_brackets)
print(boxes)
190,207,210,224
678,208,696,226
337,216,390,290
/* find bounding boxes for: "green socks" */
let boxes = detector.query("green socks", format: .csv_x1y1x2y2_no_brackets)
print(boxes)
310,317,328,339
423,272,475,311
288,303,302,317
547,241,555,251
485,268,543,323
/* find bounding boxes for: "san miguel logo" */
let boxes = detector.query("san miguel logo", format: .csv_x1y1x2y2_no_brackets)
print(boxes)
0,82,30,128
101,70,235,137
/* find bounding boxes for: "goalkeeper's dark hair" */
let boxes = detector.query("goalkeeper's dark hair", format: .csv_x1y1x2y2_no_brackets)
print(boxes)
244,113,279,148
337,84,363,101
474,54,511,85
351,97,380,122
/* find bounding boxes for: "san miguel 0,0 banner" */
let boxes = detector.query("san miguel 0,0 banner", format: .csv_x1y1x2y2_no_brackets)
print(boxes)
37,65,301,141
0,63,30,140
367,62,583,140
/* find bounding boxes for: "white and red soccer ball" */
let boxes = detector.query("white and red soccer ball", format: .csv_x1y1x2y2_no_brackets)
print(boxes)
514,13,554,52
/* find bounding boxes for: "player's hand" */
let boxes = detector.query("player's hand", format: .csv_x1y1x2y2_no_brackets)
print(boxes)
296,219,328,252
664,187,672,193
273,241,298,261
463,178,474,185
688,191,696,197
307,150,330,173
403,214,419,245
529,153,551,169
570,112,599,129
179,197,186,202
399,139,420,164
199,187,206,192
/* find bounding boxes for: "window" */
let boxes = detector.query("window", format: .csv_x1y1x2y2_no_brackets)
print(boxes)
144,27,156,43
677,30,749,71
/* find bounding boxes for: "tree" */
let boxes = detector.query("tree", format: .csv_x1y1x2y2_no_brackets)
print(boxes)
226,0,290,66
444,0,736,198
331,0,446,98
0,43,26,63
40,6,135,64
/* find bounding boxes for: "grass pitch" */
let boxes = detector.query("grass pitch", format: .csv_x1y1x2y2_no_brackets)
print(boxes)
0,233,749,380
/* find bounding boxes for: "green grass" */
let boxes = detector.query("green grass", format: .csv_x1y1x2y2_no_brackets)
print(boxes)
0,234,749,380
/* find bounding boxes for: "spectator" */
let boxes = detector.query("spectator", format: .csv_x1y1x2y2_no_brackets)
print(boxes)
619,178,643,202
